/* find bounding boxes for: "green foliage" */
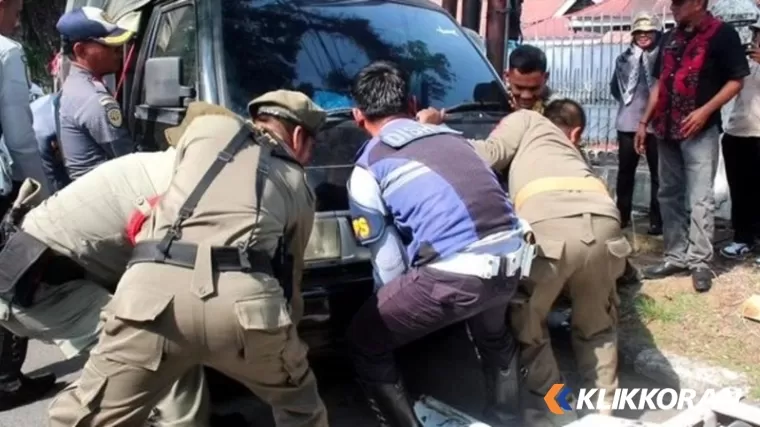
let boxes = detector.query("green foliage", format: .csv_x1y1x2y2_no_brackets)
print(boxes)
19,0,67,88
23,43,51,89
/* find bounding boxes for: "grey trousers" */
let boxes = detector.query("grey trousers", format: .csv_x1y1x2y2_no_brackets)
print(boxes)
0,280,210,427
657,126,720,269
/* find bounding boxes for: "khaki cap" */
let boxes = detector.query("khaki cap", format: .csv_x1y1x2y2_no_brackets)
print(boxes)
751,17,760,31
248,90,326,136
631,12,659,34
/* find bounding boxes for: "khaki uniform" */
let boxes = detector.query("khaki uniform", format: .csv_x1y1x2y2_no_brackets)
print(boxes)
48,93,328,427
0,151,208,427
472,110,632,425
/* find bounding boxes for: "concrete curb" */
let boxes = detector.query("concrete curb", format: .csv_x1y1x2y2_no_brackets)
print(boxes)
618,338,751,395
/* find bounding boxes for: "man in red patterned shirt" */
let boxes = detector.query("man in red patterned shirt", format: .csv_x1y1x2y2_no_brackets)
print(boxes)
635,0,749,293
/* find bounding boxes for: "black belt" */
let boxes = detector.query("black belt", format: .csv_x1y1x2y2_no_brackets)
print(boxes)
130,241,274,274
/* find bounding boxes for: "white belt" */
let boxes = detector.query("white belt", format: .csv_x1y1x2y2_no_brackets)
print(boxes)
427,221,537,279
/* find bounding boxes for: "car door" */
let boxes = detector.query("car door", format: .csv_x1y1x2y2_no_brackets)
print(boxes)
128,0,197,151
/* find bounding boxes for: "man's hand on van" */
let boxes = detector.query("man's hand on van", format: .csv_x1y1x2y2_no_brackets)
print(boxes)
416,107,445,125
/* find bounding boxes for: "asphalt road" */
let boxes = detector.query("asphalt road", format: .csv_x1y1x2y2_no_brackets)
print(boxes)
0,324,681,427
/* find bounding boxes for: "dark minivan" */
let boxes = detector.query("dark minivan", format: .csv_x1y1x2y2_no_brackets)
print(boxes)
64,0,513,350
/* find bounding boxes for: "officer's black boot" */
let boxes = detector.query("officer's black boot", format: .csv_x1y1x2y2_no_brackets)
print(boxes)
482,351,521,426
361,380,422,427
0,329,56,411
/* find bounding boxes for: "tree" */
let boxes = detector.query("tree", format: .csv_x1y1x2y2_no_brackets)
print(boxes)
20,0,66,87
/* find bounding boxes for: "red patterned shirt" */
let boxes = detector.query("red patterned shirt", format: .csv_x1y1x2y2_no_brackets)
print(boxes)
652,13,749,141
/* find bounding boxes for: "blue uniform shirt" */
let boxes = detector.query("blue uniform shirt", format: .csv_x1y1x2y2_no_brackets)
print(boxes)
31,94,71,192
348,118,519,285
58,64,133,180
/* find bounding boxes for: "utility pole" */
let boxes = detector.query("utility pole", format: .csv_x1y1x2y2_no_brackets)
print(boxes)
441,0,458,19
461,0,481,31
485,0,507,73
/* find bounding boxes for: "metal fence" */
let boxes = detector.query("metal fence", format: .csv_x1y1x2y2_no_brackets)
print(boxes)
519,9,759,150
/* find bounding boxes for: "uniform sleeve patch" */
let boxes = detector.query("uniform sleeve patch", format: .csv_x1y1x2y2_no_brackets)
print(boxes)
100,96,124,128
352,217,371,240
348,200,388,246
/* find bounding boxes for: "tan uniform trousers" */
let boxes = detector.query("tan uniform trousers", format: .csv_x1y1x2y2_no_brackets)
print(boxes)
0,280,209,427
48,262,327,427
510,214,630,414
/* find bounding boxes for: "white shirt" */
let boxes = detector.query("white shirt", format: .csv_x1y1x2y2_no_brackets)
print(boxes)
0,35,51,195
724,60,760,138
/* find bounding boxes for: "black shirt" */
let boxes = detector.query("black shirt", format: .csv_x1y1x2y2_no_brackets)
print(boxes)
652,19,749,140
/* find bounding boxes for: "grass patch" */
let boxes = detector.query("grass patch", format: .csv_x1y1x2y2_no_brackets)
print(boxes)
633,294,697,324
622,258,760,398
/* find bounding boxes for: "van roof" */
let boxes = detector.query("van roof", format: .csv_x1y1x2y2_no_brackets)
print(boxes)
70,0,448,26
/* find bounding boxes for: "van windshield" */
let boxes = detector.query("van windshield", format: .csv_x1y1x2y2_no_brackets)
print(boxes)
221,0,506,115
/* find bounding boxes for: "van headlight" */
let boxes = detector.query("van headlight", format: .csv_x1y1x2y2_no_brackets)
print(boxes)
304,218,341,261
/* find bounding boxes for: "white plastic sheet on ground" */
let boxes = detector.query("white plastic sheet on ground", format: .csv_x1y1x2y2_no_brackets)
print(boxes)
714,135,731,221
414,396,494,427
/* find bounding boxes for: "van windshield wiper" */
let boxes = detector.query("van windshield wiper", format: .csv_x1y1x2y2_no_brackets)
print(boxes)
326,108,353,117
324,108,354,123
444,101,510,115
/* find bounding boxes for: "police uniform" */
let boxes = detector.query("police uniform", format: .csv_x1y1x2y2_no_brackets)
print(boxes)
48,91,328,427
56,7,135,180
470,110,631,426
0,150,209,426
347,118,535,426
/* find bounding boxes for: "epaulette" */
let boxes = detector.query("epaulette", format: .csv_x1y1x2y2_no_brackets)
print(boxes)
91,79,109,93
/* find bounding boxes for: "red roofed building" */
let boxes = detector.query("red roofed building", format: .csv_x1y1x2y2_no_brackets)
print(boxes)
522,16,597,39
571,0,672,17
430,0,755,40
428,0,596,37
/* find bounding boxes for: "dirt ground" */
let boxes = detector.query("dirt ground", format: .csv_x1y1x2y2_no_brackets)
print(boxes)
619,228,760,398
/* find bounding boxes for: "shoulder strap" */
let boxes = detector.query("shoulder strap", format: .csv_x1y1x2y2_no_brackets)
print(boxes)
53,92,61,141
155,123,254,257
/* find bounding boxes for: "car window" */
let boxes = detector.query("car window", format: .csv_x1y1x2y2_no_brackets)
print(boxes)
148,4,196,94
221,0,505,166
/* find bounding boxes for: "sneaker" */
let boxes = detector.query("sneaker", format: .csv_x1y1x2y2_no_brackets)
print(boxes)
720,242,752,260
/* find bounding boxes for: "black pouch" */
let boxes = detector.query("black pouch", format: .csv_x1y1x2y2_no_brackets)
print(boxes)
272,237,294,303
0,230,50,307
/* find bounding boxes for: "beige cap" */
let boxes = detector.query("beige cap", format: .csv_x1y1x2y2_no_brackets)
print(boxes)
247,90,326,135
631,12,659,34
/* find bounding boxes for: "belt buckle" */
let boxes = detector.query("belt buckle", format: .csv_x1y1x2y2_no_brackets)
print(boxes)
486,255,500,279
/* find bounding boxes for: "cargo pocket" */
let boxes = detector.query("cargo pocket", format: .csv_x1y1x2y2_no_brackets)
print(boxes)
99,288,173,372
528,238,565,288
49,365,107,426
605,236,632,281
605,236,632,259
234,297,308,383
537,239,565,261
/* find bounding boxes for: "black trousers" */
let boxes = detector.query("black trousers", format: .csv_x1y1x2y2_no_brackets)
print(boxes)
348,267,516,384
0,181,29,391
616,131,661,227
722,134,760,244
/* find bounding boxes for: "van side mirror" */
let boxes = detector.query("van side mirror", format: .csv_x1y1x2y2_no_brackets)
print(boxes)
144,56,194,107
